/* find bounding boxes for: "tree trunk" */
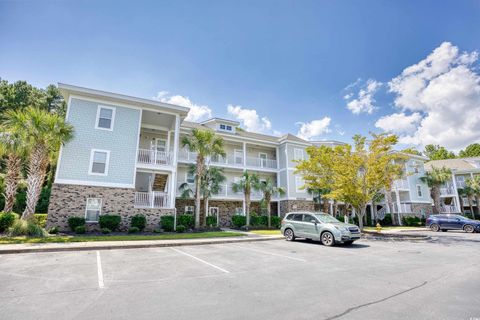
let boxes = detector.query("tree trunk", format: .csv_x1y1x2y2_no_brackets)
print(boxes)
245,193,251,227
468,197,475,219
3,153,22,213
385,189,394,215
203,196,209,227
322,197,329,213
475,196,480,220
357,206,366,230
22,145,49,219
458,195,464,213
194,158,204,229
432,187,441,214
266,195,271,228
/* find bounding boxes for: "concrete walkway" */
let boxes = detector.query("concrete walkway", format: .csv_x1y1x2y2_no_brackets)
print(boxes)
0,233,283,254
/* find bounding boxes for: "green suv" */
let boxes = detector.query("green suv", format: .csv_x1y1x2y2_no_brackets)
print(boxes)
280,212,361,246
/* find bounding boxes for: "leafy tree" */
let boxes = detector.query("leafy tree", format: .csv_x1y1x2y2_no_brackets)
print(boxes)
466,175,480,219
423,144,455,160
3,107,74,219
0,131,26,212
420,167,452,213
257,178,285,228
231,171,260,227
181,129,225,228
459,143,480,158
401,148,422,156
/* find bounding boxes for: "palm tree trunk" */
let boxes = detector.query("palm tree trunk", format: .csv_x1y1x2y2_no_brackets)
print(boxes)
468,197,474,219
22,145,49,219
266,196,271,228
245,193,251,227
3,153,22,213
204,196,209,227
194,170,202,229
475,195,480,219
432,187,441,214
459,195,464,213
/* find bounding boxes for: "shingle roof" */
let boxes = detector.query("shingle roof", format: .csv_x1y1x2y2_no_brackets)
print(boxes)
425,158,480,171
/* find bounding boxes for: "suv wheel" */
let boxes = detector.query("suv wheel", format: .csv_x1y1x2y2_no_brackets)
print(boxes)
321,231,335,246
464,225,475,233
284,228,295,241
430,223,440,232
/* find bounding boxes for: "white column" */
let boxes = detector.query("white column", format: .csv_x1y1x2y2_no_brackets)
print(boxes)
275,146,280,169
242,142,247,168
451,174,461,213
166,130,171,153
395,189,403,225
169,115,181,208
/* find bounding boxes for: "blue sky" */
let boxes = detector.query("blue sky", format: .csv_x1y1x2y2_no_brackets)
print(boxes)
1,0,480,150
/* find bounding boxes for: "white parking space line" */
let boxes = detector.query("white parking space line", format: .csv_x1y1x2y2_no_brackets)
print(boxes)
229,244,307,262
170,248,230,274
96,251,105,289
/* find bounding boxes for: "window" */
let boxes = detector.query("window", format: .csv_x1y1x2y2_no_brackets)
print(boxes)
209,207,219,217
292,214,303,221
416,185,423,197
235,207,244,215
234,150,243,164
259,153,267,167
303,214,317,223
185,206,194,214
226,125,232,131
294,148,304,161
295,175,304,192
186,172,195,184
95,106,115,130
220,124,226,130
85,198,102,222
219,124,232,131
89,150,110,175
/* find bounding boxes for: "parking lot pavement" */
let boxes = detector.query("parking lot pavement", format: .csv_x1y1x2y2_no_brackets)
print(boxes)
0,233,479,320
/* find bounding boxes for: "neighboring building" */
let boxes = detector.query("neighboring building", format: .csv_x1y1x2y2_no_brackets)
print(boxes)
425,158,480,214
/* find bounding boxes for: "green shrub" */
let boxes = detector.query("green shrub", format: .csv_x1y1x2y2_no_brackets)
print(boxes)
101,228,111,234
160,215,175,232
130,214,146,231
99,215,121,231
9,219,46,237
48,226,59,234
402,216,422,226
0,212,18,233
128,227,140,234
250,214,268,227
380,214,392,225
176,224,186,233
33,214,48,228
231,215,246,228
177,214,194,229
271,216,281,229
206,215,217,227
75,225,86,234
68,217,85,231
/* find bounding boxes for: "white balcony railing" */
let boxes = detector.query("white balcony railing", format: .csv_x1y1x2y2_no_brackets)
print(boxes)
392,203,412,213
440,205,460,213
137,149,172,166
210,155,244,167
440,184,456,196
177,181,275,200
246,157,277,169
393,179,409,190
134,191,170,208
178,148,198,163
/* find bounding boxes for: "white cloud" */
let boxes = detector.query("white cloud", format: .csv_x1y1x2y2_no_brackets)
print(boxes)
344,79,382,114
375,112,422,134
381,42,480,151
296,117,331,140
227,104,272,133
153,91,212,122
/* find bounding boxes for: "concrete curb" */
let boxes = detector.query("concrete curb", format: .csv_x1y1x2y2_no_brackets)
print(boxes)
362,231,431,241
0,236,284,255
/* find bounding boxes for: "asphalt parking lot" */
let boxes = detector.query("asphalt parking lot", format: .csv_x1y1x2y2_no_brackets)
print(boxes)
0,232,479,320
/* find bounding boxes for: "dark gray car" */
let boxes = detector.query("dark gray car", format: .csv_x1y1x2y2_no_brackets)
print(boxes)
280,212,361,246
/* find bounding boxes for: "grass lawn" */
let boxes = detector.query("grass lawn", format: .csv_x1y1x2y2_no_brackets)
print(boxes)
363,226,426,231
249,230,282,235
0,231,246,244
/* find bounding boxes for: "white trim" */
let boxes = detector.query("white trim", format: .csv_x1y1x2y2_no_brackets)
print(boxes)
133,109,143,186
85,198,102,223
88,149,110,176
95,105,116,131
141,123,171,132
55,179,134,188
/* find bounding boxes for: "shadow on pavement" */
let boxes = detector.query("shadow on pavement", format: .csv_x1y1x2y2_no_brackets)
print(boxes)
294,239,370,249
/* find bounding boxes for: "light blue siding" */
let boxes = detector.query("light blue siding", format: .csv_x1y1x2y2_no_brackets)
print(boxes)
56,98,140,186
405,158,430,202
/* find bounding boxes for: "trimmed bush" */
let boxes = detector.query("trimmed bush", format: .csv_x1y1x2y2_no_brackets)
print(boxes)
177,214,194,229
9,219,46,237
250,215,268,227
402,216,422,227
231,215,246,228
206,215,217,227
160,215,175,232
128,227,140,234
379,214,392,226
0,212,18,233
130,214,146,231
75,225,86,234
101,228,111,234
271,216,281,229
68,217,85,231
33,214,48,228
48,226,59,234
99,215,121,231
176,224,186,233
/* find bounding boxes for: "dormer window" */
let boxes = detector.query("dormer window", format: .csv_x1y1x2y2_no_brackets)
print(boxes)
219,124,233,132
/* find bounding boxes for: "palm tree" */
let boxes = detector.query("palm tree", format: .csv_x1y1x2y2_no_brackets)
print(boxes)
201,166,226,226
0,131,26,212
420,167,452,214
458,186,475,219
466,175,480,219
231,171,260,228
257,178,285,228
181,129,225,228
3,107,74,219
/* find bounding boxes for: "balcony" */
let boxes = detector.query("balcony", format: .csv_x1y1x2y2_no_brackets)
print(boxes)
440,205,460,213
393,203,412,213
177,182,271,201
440,184,456,196
246,157,277,170
393,179,409,190
134,191,170,208
137,149,173,167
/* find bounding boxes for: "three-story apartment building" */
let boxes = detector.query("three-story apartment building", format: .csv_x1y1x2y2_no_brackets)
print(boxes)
47,84,432,230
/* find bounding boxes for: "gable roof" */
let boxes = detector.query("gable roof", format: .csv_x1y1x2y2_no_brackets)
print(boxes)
425,157,480,171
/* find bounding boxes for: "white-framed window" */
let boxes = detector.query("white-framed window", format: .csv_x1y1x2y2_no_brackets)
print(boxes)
208,207,219,217
219,124,233,132
259,153,267,167
295,175,305,193
152,138,167,153
95,105,116,130
235,207,244,215
234,149,243,165
85,198,102,222
294,148,304,161
185,206,194,214
226,125,232,131
186,172,195,184
416,185,423,197
89,149,110,176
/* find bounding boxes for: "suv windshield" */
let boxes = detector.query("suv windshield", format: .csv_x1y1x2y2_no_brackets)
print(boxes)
314,214,340,223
